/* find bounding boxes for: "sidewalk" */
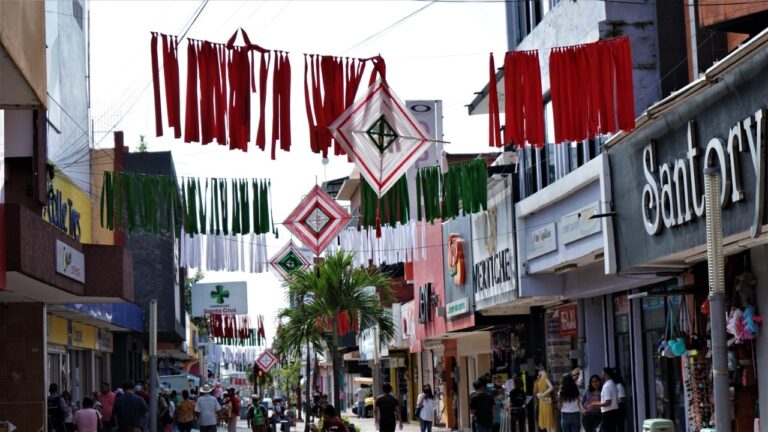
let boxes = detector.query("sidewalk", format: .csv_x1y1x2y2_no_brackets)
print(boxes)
216,410,448,432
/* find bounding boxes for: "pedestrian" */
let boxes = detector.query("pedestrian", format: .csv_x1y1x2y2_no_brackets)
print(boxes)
613,368,627,432
113,380,150,432
48,383,68,432
135,382,150,404
247,395,269,432
469,380,495,432
492,387,504,432
73,397,102,432
174,390,196,432
581,375,602,432
533,362,555,432
97,382,116,432
507,377,526,432
374,383,402,432
590,368,619,432
157,389,171,432
314,405,348,432
557,374,582,432
416,384,436,432
194,384,221,432
224,387,241,432
354,385,369,419
62,391,76,432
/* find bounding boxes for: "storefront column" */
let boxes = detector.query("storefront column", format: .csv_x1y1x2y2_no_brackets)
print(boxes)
751,245,768,425
0,302,46,431
582,297,606,380
458,356,470,431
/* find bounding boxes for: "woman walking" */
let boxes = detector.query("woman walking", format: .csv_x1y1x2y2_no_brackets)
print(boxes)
416,384,436,432
581,375,603,432
557,374,582,432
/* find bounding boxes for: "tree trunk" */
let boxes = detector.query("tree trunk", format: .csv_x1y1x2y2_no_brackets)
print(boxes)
331,316,342,410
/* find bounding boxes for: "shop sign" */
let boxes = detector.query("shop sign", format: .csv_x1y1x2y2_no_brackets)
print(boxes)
48,315,69,345
526,222,557,259
43,176,92,243
71,322,96,349
471,185,517,311
446,298,469,318
418,283,432,324
96,329,113,352
558,304,578,337
191,281,248,316
640,111,765,237
56,240,85,283
442,215,474,316
559,202,601,245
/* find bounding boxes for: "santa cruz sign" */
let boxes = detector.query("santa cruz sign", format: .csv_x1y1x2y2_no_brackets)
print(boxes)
642,109,765,238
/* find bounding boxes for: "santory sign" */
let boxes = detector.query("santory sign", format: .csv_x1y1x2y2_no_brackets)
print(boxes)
641,110,765,238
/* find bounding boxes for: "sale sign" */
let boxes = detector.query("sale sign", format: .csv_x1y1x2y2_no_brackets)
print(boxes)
558,303,578,337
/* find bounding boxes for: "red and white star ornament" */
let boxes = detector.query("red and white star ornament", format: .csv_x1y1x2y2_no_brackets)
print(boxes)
329,79,432,198
269,240,312,280
283,185,351,256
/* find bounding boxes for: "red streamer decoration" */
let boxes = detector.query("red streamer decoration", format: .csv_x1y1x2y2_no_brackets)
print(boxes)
503,50,544,148
549,36,635,143
487,53,502,148
303,54,386,158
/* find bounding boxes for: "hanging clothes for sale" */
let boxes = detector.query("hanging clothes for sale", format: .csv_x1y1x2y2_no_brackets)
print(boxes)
304,54,387,158
549,36,635,144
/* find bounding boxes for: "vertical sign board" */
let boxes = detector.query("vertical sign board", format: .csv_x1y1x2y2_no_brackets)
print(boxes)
56,240,85,283
442,215,473,319
191,281,249,316
471,182,517,311
558,303,578,337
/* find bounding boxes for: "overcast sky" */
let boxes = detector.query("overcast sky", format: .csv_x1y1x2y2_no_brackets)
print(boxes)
89,0,507,342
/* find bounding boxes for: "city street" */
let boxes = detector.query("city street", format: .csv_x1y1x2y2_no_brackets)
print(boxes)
221,411,444,432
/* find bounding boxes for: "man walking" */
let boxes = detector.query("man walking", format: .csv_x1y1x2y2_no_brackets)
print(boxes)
97,382,116,431
48,383,67,432
194,384,221,432
224,387,241,432
469,380,495,432
374,383,402,432
113,380,149,432
354,386,369,418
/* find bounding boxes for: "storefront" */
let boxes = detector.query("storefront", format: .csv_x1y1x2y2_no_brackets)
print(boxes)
607,32,768,431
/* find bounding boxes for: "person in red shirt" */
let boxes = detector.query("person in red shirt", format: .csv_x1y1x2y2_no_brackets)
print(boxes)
96,382,116,431
224,387,241,432
314,405,348,432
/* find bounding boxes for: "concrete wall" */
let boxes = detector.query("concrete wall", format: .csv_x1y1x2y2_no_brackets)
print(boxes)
0,302,46,431
0,0,46,107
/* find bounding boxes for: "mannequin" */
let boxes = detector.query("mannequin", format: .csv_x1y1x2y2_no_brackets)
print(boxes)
534,363,556,432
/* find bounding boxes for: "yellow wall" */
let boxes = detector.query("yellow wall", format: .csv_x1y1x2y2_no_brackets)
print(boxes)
43,169,93,244
71,321,96,349
48,315,68,346
90,149,116,245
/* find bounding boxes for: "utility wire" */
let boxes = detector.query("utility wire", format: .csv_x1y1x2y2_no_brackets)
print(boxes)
343,0,438,54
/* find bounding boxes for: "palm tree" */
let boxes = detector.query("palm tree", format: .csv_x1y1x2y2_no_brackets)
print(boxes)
280,251,395,409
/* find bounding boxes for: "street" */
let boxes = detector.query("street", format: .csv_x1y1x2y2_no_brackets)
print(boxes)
219,409,445,432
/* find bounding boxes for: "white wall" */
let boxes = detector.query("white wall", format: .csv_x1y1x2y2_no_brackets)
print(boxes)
457,333,491,357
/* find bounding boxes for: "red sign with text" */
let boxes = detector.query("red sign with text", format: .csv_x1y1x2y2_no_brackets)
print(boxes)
559,304,578,337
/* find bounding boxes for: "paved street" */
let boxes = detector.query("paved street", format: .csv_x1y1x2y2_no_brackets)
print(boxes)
217,409,446,432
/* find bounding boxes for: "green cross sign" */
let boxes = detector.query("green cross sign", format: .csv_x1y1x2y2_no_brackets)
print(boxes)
366,115,399,153
210,285,230,304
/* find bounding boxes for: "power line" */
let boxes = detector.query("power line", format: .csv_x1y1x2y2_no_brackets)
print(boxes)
343,0,439,55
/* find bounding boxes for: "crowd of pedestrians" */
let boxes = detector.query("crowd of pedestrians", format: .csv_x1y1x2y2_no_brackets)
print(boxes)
48,381,245,432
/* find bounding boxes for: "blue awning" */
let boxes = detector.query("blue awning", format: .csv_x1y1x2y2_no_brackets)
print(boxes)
60,302,145,332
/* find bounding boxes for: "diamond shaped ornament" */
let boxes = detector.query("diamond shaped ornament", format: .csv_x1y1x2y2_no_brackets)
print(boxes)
270,241,311,280
329,80,432,197
283,185,351,256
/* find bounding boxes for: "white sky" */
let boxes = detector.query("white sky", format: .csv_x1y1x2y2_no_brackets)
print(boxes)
89,0,507,342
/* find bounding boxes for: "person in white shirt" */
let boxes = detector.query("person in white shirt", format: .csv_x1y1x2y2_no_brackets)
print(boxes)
613,368,627,432
590,368,619,432
416,384,436,432
194,385,222,432
354,386,369,419
557,374,583,432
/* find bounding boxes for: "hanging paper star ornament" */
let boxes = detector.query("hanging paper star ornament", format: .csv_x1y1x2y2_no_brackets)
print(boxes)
283,185,351,256
269,240,312,280
329,79,432,197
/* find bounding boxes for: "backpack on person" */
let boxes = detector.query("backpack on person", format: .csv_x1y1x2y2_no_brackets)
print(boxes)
249,404,267,427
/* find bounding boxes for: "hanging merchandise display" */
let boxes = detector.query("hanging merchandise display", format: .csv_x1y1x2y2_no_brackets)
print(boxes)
269,240,312,280
283,185,351,256
414,158,488,224
487,50,544,148
151,29,292,158
549,36,635,144
328,222,425,267
329,79,433,198
179,233,268,273
304,54,387,158
100,172,274,237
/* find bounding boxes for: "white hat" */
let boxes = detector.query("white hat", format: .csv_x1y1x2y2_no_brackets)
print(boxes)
200,384,213,394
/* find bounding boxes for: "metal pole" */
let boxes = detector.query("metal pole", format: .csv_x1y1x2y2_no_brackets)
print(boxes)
704,167,731,432
149,299,158,432
373,325,383,398
305,341,312,432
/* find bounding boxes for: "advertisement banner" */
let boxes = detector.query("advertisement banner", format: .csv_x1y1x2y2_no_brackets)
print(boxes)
191,281,249,316
442,215,473,318
471,182,517,311
558,304,578,337
71,321,96,349
56,240,85,283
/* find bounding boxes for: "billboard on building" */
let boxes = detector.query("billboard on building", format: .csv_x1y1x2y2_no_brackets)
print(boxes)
471,181,517,312
442,215,473,319
191,281,248,316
